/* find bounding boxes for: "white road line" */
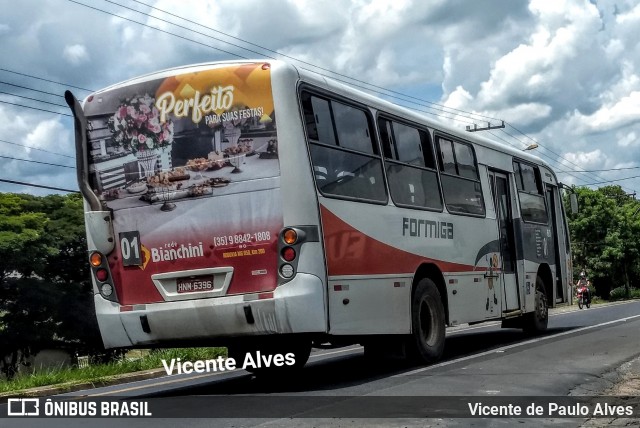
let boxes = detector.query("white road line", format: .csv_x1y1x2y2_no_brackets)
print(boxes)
395,312,640,377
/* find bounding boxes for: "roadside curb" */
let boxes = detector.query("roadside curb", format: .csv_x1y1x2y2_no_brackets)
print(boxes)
551,299,639,314
0,368,167,399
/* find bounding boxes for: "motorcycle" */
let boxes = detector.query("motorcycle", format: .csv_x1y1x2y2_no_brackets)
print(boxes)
576,284,591,309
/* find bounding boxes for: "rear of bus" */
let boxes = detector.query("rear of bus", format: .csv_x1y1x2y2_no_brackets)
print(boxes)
67,61,326,354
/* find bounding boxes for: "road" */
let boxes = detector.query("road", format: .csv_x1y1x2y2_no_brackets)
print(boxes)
3,300,640,427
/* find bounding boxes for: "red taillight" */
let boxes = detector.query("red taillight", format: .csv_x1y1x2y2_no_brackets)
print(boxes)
96,268,109,282
282,247,296,262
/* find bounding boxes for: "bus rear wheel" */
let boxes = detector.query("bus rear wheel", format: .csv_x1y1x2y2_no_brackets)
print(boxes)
406,278,446,363
523,276,548,334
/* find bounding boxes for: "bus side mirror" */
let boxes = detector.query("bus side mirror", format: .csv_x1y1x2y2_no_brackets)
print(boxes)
570,193,578,214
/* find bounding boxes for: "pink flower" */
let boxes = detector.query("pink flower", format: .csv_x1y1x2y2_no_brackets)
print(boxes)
138,134,147,145
139,103,151,114
136,114,148,125
117,106,127,119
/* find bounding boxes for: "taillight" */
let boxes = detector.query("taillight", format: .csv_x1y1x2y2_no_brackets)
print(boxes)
88,251,118,303
277,226,318,285
281,247,296,262
96,268,109,281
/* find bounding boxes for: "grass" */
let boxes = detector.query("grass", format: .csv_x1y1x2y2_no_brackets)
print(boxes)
0,347,226,394
609,286,640,301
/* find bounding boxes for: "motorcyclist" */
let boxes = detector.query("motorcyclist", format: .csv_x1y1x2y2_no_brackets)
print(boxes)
576,271,591,305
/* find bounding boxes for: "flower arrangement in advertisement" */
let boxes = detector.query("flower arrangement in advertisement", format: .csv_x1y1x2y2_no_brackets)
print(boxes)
108,94,174,154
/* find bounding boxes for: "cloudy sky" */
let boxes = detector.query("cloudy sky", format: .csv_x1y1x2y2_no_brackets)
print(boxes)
0,0,639,195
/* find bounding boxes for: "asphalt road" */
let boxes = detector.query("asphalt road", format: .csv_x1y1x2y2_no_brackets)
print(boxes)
4,300,640,427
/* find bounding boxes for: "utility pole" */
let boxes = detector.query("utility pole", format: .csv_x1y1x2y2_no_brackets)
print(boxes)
466,121,505,132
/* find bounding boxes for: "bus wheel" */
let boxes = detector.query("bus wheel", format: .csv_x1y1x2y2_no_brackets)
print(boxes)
407,278,446,363
523,276,548,334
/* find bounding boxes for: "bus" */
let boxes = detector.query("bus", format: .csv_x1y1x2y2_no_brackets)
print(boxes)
66,60,573,367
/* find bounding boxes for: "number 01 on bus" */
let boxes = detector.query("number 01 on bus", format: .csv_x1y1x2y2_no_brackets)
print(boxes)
66,60,574,370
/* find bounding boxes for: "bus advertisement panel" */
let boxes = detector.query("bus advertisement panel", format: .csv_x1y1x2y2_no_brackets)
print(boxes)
81,63,282,306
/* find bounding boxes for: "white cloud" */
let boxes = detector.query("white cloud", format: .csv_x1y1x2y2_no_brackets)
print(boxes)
24,119,70,153
62,44,89,65
617,130,639,148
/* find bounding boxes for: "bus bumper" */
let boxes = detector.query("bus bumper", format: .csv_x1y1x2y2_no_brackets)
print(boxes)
94,273,327,349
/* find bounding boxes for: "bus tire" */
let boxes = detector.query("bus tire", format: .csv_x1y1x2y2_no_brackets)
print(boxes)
523,276,548,334
406,278,446,363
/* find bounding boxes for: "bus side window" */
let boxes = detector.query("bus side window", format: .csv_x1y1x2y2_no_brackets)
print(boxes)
436,137,485,216
513,161,548,224
379,117,442,211
301,90,387,204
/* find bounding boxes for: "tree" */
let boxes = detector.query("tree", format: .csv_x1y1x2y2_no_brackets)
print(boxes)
565,185,640,298
0,194,52,281
0,193,102,379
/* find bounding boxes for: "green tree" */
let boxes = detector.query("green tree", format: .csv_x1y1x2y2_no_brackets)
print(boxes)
565,185,640,298
0,194,53,280
0,193,101,380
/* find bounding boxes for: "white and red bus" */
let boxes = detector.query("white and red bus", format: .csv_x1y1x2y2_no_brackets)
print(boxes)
66,60,573,366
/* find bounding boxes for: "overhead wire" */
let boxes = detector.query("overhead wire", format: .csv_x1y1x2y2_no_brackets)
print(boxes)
0,99,71,116
126,0,502,123
0,80,66,98
0,67,92,92
72,0,493,125
0,153,74,169
0,178,78,193
89,0,636,191
0,138,75,160
1,0,633,192
125,0,632,189
0,90,68,108
501,123,635,193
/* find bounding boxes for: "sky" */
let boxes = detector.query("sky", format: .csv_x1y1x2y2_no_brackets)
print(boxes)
0,0,639,196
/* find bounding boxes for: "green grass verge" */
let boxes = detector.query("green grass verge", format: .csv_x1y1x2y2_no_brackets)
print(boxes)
0,347,226,394
609,286,640,301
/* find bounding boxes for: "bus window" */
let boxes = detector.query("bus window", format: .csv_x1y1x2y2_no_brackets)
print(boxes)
513,161,548,224
302,91,387,203
307,97,336,145
332,101,375,154
436,137,485,216
437,138,457,175
454,142,478,180
379,118,442,211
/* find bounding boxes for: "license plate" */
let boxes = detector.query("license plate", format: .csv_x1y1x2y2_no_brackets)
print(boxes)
176,276,214,294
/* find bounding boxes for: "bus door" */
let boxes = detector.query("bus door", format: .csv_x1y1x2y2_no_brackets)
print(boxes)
545,185,564,303
489,171,520,312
